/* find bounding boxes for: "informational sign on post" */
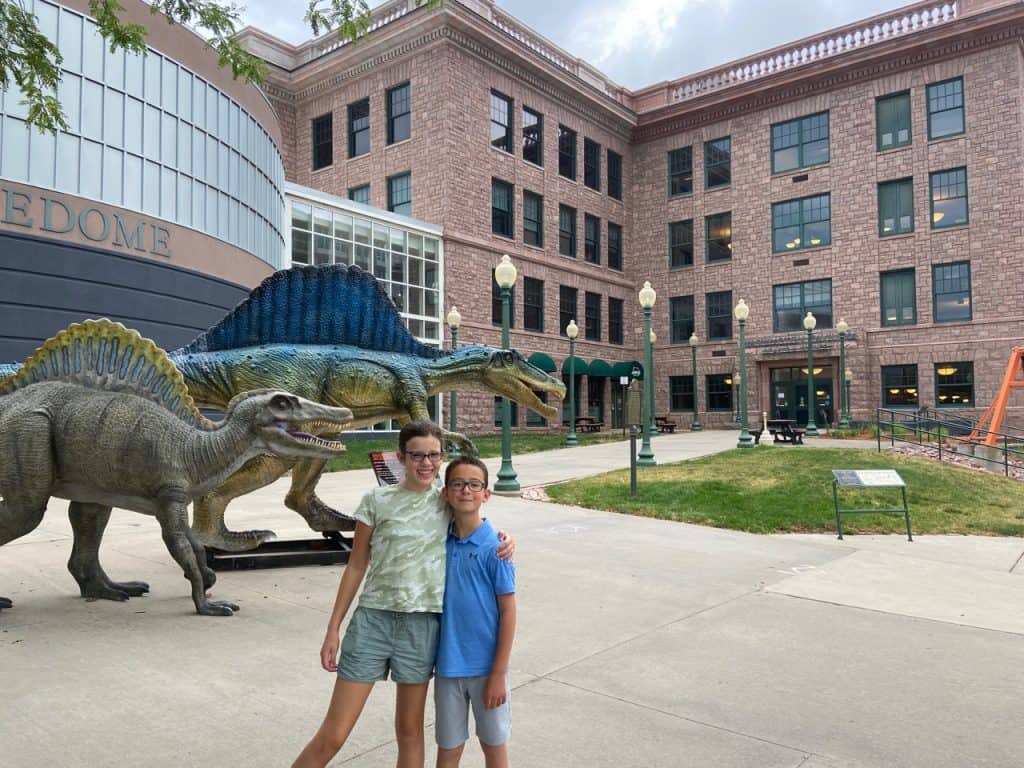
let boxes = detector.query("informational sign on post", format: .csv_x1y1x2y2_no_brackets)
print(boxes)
830,469,912,541
626,385,643,427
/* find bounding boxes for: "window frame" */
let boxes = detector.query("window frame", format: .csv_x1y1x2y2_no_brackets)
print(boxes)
523,276,544,332
934,361,974,408
559,204,577,257
491,177,514,239
491,270,515,327
878,178,914,236
669,375,695,412
927,77,965,140
705,212,732,263
386,172,412,216
608,296,624,345
523,189,543,247
490,90,513,153
881,364,919,408
583,138,601,191
584,213,601,264
876,91,911,151
706,373,733,412
386,82,411,145
558,124,577,180
770,112,830,174
584,291,602,341
559,285,577,336
348,98,370,158
704,137,731,189
607,221,623,271
669,219,693,269
348,184,370,204
932,261,972,323
705,290,733,341
311,112,333,171
668,146,693,197
772,279,833,332
880,268,917,327
772,193,831,253
607,149,622,200
522,106,543,166
669,295,695,344
929,167,968,230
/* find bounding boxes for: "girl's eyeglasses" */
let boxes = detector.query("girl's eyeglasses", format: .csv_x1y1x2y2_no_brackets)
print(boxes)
405,451,445,464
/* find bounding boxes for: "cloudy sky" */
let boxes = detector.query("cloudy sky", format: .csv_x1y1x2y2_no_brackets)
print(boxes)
241,0,912,88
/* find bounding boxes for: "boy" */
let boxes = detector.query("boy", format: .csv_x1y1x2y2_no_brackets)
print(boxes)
435,457,517,768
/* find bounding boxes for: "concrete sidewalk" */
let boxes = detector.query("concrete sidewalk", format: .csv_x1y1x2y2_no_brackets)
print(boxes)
2,432,1023,767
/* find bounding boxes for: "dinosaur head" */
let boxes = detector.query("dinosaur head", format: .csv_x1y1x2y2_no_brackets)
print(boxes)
434,345,565,420
228,390,353,458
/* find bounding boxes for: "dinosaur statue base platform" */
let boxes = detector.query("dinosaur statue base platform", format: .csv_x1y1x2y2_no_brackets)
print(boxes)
204,531,351,571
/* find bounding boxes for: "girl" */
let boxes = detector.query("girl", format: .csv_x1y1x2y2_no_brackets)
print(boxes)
291,421,513,768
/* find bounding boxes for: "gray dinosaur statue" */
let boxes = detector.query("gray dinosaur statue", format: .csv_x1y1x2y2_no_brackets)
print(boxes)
0,320,353,616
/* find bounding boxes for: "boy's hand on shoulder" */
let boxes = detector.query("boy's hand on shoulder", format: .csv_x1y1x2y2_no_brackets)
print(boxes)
484,670,508,709
320,630,340,673
496,529,515,561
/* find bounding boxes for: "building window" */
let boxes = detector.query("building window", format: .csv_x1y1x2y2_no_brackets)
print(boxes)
493,396,519,427
584,138,601,190
491,270,514,327
935,362,973,407
772,194,830,252
491,178,513,238
930,167,968,229
559,204,576,257
607,222,623,271
348,184,370,205
584,214,600,264
771,112,829,173
585,291,601,341
524,276,544,332
387,83,411,144
669,295,694,344
523,190,543,247
927,77,964,140
526,392,548,427
704,137,731,188
932,261,971,322
706,290,733,341
608,297,624,345
490,90,513,152
670,376,694,411
522,107,542,165
607,150,622,199
773,279,832,332
348,98,370,158
558,125,577,180
669,220,693,269
882,365,919,407
878,179,913,236
311,113,332,170
668,146,693,196
880,269,916,327
559,285,577,335
876,92,911,150
706,374,733,411
705,212,732,263
387,172,411,215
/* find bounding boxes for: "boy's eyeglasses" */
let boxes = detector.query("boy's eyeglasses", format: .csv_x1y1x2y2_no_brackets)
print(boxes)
405,451,445,464
447,479,487,492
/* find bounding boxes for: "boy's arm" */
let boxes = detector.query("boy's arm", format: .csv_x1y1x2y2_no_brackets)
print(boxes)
484,592,517,709
320,522,372,672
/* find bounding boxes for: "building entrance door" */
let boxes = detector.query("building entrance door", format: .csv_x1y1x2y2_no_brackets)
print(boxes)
611,382,624,429
770,366,834,427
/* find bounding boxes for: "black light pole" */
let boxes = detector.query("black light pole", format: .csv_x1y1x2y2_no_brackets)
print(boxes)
565,319,579,447
494,255,520,493
836,317,850,428
734,298,753,448
446,305,462,459
803,311,819,437
638,281,657,467
689,333,701,431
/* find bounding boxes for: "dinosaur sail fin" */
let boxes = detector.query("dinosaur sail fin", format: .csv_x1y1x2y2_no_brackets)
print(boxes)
180,265,441,359
0,319,210,428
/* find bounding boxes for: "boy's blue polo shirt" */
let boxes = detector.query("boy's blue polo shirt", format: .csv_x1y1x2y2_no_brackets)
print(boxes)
436,518,516,678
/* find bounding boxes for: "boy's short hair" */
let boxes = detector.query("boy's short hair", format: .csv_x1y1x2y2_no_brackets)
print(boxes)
444,456,489,488
398,420,445,453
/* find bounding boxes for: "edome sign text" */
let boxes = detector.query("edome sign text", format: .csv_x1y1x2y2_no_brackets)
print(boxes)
1,185,172,258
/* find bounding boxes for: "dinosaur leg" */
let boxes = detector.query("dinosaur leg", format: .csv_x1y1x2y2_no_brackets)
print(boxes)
285,459,356,533
67,502,149,601
157,496,238,616
0,499,47,611
191,455,287,551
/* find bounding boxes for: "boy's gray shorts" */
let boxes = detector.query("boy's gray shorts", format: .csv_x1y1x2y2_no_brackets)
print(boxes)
434,674,511,749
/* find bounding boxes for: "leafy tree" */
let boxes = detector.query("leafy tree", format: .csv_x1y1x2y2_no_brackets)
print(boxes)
0,0,413,133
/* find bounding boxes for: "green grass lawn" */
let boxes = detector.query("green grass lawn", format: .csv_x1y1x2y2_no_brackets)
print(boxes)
545,446,1024,537
325,431,625,473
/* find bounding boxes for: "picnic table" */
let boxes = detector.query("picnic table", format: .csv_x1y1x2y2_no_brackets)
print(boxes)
654,415,677,433
575,416,604,433
766,419,805,444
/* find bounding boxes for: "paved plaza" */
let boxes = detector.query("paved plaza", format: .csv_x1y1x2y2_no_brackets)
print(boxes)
2,431,1023,767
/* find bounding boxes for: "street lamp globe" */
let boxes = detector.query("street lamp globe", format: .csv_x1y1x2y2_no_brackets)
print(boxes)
638,281,657,309
803,311,817,331
836,317,848,335
689,332,698,347
733,298,749,321
495,254,517,288
845,368,853,383
649,330,656,344
446,305,462,331
566,319,579,339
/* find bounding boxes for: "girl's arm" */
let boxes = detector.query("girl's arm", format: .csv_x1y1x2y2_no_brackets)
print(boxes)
495,529,515,561
320,522,372,672
484,593,517,709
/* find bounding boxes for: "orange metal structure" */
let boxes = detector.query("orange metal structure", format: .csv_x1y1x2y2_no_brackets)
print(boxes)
966,347,1024,446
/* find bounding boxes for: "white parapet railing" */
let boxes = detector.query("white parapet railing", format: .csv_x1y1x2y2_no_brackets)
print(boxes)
305,0,416,61
666,2,958,104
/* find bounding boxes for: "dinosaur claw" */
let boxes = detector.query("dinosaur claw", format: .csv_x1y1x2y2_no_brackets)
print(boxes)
299,497,357,533
198,529,277,553
198,600,239,616
109,580,149,596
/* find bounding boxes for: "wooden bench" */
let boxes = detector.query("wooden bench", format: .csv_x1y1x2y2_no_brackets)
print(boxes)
654,416,678,434
574,416,604,433
767,420,805,445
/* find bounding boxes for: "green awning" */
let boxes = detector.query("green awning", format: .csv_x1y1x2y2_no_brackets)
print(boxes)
588,359,613,378
562,357,589,375
527,352,557,373
612,361,643,380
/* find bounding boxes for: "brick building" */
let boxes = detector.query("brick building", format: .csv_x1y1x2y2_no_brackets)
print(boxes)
239,0,1024,434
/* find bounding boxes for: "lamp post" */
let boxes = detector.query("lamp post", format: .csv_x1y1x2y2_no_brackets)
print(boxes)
446,305,462,459
689,333,702,431
565,319,579,447
803,311,819,437
493,254,520,492
734,299,754,448
836,318,850,428
648,329,657,436
844,368,853,427
638,281,657,466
